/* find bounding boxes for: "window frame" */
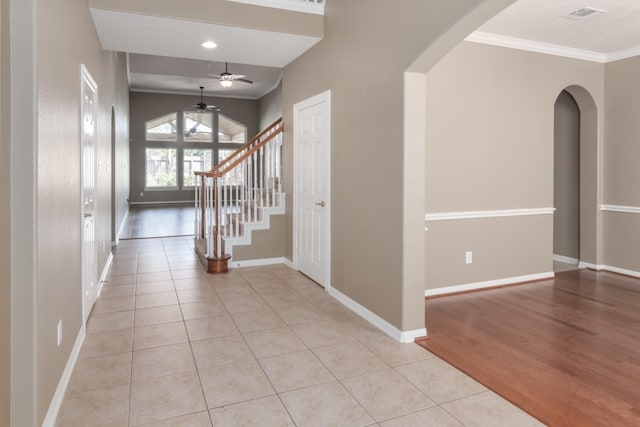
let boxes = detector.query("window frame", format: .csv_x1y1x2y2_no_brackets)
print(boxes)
142,109,248,191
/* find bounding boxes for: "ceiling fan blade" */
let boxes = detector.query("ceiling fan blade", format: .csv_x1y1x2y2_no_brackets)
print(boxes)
230,74,247,79
208,74,222,78
235,78,253,84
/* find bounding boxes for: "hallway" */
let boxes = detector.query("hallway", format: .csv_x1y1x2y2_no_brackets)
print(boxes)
55,237,541,426
119,205,195,239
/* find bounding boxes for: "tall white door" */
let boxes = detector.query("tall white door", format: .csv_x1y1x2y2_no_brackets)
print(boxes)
294,91,331,287
81,65,98,323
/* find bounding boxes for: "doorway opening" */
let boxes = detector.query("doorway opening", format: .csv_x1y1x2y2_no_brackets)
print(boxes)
553,91,580,271
552,86,599,272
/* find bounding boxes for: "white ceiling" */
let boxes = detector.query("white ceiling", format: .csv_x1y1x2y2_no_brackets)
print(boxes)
475,0,640,60
89,4,322,99
128,54,283,99
92,0,640,99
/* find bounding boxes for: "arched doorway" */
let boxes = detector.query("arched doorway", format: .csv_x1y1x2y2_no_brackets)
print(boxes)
553,91,580,268
559,85,600,268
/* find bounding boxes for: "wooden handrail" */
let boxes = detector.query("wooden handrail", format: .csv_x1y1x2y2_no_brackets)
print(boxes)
194,117,284,272
212,128,283,178
200,117,283,176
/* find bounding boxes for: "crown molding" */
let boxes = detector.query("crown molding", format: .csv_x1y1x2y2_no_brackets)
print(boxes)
466,31,640,64
465,31,608,63
605,47,640,63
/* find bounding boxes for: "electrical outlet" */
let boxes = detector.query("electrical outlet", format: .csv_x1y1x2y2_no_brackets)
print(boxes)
57,319,62,347
465,251,473,264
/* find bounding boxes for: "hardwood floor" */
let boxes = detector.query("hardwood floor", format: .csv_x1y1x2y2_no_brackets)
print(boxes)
417,269,640,427
120,205,194,239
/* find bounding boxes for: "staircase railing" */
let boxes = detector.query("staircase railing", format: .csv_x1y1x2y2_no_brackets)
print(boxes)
194,118,284,267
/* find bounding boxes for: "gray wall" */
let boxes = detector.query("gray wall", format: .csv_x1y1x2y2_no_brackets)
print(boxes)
258,81,282,129
282,0,515,332
424,41,604,290
129,92,258,204
604,56,640,271
554,91,581,260
0,0,10,423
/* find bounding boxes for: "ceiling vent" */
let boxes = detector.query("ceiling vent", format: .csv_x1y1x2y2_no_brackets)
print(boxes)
565,7,607,20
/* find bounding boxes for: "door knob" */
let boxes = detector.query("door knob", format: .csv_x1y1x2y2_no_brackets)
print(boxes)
315,201,325,207
84,212,93,218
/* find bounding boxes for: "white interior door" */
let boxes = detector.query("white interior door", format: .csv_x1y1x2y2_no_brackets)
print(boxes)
81,65,98,323
294,91,331,287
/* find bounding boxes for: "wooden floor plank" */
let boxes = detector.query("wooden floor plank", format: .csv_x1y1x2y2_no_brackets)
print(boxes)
417,269,640,427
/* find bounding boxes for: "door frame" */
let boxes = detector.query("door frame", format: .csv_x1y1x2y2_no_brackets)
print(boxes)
292,90,331,289
80,64,98,324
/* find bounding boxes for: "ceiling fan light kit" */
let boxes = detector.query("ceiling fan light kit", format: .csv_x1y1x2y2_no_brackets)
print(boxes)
209,62,254,88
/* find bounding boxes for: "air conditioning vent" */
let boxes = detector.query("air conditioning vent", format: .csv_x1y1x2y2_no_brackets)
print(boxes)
566,7,607,20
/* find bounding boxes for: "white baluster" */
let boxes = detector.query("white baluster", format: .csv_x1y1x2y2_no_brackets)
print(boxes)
253,150,258,222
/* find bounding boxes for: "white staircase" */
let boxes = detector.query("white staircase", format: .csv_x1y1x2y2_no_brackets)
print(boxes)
194,119,284,273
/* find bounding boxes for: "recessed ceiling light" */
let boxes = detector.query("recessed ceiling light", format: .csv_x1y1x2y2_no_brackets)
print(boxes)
201,41,217,49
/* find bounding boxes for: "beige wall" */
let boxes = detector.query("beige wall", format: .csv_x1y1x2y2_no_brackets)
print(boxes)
233,215,285,261
603,57,640,271
0,0,10,424
554,91,581,259
424,41,604,290
28,0,130,422
426,216,553,287
282,0,515,331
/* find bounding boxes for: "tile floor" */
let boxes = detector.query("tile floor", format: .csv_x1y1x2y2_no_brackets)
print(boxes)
56,237,544,427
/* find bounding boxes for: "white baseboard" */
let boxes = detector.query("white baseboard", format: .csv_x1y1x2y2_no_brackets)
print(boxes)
553,254,579,265
230,257,289,268
97,252,114,298
425,272,555,297
41,326,86,427
328,287,426,343
579,262,640,279
282,258,294,269
115,207,129,244
578,261,598,270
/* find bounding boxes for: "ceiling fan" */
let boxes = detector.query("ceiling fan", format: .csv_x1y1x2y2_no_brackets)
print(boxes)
187,86,220,113
209,62,253,88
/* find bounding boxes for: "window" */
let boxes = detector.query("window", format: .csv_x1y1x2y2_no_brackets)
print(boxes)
145,112,177,141
146,148,177,188
183,111,213,142
183,149,212,187
218,148,236,164
218,114,246,143
142,109,248,191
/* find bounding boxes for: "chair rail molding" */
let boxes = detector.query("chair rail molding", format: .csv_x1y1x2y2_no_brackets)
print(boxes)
600,204,640,214
425,207,555,221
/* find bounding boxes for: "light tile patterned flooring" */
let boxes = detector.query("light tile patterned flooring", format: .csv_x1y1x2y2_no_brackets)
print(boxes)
56,237,543,427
